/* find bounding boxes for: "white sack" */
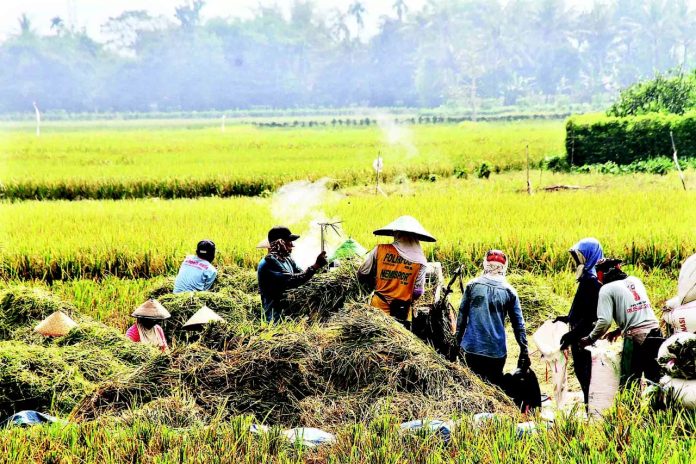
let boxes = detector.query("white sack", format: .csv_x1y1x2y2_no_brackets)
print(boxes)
586,340,622,417
533,321,570,407
666,253,696,309
661,376,696,409
662,300,696,334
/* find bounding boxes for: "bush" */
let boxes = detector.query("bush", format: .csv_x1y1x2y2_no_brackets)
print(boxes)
565,112,696,165
607,72,696,117
476,162,491,179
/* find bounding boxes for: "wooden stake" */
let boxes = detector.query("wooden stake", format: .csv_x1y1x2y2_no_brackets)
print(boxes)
526,144,531,195
670,131,687,191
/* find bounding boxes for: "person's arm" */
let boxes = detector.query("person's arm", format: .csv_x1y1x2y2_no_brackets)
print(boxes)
125,324,140,342
201,268,218,291
587,287,614,342
507,290,529,355
412,265,427,300
455,284,472,346
357,248,377,289
263,257,318,291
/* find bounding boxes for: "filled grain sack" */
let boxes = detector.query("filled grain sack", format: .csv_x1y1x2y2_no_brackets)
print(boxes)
533,320,569,407
662,300,696,334
660,376,696,409
665,253,696,309
586,340,622,417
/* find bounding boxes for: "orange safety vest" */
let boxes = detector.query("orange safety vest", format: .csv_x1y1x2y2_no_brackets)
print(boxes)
370,244,422,321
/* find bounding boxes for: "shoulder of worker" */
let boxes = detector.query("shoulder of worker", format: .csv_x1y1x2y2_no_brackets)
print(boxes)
578,276,602,290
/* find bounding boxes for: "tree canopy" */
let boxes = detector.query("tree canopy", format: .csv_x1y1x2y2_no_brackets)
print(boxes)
1,0,695,113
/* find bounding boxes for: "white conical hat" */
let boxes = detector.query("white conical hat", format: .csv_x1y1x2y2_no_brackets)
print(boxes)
132,299,171,319
182,305,224,330
373,215,436,242
34,311,78,337
256,238,270,249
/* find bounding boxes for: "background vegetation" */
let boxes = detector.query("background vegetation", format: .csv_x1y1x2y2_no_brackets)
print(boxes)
3,0,696,114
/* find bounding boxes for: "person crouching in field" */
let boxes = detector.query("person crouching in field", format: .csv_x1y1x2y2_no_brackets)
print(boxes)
580,258,663,385
357,215,435,331
126,299,170,351
257,226,328,322
173,240,218,293
555,238,604,405
455,250,530,388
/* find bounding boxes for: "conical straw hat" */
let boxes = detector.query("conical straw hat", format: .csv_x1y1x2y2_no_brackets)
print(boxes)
182,305,224,330
34,311,78,337
373,215,436,242
330,238,368,261
256,238,270,249
132,299,171,319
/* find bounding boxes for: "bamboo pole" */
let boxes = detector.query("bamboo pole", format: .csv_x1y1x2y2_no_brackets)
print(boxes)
670,131,687,191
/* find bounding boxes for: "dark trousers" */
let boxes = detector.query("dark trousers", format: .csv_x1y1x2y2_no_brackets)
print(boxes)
622,329,663,386
464,352,506,388
571,343,592,404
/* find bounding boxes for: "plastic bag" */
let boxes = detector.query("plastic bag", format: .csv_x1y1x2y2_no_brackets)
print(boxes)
400,419,453,442
533,321,570,407
1,410,61,428
586,340,622,417
283,427,335,448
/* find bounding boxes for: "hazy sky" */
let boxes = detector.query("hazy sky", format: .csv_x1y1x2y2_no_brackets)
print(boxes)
0,0,430,41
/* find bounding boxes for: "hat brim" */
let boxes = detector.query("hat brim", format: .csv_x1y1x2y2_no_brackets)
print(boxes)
288,234,300,241
373,229,436,243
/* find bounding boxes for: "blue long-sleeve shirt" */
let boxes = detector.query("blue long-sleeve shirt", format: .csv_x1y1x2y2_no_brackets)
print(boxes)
257,255,317,321
455,276,528,359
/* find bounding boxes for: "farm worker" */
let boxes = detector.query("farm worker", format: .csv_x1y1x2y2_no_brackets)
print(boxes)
125,299,170,352
357,215,435,330
455,250,530,387
257,226,328,322
580,258,663,385
173,240,218,293
554,238,604,405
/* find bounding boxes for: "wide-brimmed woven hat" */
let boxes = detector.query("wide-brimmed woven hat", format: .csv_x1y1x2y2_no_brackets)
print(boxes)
182,305,224,330
373,215,436,242
34,311,78,337
132,299,171,320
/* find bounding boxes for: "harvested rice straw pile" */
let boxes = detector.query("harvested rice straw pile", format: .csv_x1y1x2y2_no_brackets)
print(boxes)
73,305,515,427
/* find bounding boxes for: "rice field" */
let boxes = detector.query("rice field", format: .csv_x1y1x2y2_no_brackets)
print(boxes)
1,173,694,281
0,120,564,200
1,119,695,462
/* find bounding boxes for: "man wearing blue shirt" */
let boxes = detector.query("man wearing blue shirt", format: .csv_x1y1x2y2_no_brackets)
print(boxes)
173,240,218,293
455,250,530,387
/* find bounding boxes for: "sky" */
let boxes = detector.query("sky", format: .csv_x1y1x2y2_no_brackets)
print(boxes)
0,0,429,41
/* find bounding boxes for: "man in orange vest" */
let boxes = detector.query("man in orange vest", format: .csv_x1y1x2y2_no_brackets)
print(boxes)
357,215,436,330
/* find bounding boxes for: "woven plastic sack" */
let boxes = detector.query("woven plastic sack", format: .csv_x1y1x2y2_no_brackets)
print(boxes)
533,321,569,407
586,340,622,417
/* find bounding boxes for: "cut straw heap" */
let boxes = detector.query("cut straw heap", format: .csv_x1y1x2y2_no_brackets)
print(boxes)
73,305,514,427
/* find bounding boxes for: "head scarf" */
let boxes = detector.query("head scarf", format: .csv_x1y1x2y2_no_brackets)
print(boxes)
268,238,291,259
483,250,508,279
392,232,428,265
570,238,603,279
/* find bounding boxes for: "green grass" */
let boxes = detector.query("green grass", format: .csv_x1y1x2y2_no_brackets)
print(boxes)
1,172,694,281
0,121,564,200
0,392,693,463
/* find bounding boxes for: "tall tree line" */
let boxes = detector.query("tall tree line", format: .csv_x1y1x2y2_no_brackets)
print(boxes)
1,0,694,113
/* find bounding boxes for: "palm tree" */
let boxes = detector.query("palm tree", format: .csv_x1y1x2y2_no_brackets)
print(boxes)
18,13,33,36
393,0,408,22
348,1,366,35
50,16,64,36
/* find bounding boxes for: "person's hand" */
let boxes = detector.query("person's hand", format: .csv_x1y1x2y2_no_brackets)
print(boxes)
559,332,573,351
604,328,622,343
553,315,569,324
312,251,328,270
517,352,531,371
578,336,593,348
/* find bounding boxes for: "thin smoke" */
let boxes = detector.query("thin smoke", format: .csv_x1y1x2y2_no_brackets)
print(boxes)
374,113,418,158
269,178,343,268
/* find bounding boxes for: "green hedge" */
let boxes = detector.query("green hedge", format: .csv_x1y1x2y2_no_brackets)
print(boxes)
565,112,696,165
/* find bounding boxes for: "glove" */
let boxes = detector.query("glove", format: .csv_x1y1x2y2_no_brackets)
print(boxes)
517,353,531,371
578,336,593,348
559,332,573,351
312,251,328,270
553,315,569,324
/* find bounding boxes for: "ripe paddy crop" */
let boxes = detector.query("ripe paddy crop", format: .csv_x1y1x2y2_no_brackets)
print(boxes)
0,120,564,200
1,172,694,281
